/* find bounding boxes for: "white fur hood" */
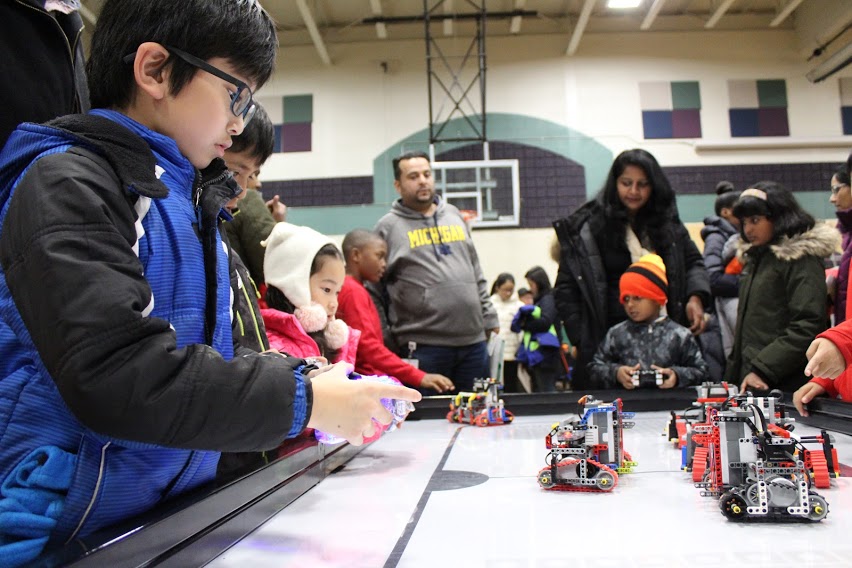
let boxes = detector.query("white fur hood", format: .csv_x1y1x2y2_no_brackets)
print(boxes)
737,223,840,262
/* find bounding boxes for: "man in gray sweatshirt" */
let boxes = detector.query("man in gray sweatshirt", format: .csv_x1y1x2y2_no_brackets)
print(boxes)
375,151,499,394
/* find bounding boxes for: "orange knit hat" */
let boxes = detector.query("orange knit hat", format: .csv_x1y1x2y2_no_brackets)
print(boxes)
619,253,668,305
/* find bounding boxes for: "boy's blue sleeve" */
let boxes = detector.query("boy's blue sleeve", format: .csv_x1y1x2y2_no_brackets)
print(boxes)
287,364,312,438
0,149,310,452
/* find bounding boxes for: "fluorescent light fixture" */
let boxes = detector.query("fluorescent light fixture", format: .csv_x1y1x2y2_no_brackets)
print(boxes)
806,42,852,83
608,0,642,8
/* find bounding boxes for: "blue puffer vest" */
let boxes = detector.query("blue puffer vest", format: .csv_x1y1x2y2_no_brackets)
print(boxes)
0,110,232,564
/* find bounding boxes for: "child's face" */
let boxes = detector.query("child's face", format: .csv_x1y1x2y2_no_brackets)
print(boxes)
223,149,262,210
159,56,253,169
742,215,774,247
622,295,661,324
310,256,346,319
496,281,515,302
519,293,534,305
357,240,387,283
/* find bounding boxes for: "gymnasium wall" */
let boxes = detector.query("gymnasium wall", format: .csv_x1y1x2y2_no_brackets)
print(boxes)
254,27,852,286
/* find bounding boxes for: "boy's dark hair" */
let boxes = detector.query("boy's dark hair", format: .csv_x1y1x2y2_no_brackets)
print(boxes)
834,165,851,187
341,229,383,261
490,272,515,296
596,149,676,248
88,0,277,111
265,244,344,359
524,266,552,299
229,104,274,165
714,181,740,216
517,287,532,297
732,181,815,242
392,151,430,181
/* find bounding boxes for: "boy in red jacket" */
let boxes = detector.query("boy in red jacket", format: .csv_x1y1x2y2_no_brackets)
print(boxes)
793,321,852,416
337,229,454,393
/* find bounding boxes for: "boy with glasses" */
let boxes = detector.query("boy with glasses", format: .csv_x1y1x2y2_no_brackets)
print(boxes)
0,1,419,564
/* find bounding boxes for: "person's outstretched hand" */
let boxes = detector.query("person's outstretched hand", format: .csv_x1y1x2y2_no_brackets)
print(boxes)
804,338,846,379
266,195,288,222
306,362,422,445
793,382,827,417
421,373,454,393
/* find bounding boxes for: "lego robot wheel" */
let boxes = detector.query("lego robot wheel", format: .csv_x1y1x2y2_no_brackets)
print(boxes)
809,453,831,489
691,447,708,483
594,470,616,491
477,415,489,427
744,482,766,507
719,492,748,521
538,469,554,489
807,494,829,522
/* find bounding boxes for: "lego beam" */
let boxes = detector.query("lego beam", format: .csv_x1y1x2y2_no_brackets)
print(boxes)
567,0,596,56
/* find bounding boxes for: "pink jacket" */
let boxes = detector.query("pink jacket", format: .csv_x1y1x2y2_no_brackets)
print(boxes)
260,308,360,364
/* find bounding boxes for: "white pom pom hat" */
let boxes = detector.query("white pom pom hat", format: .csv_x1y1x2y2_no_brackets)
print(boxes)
264,222,335,308
263,223,349,347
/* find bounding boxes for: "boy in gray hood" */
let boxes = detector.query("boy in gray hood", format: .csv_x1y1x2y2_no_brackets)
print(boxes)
375,151,499,394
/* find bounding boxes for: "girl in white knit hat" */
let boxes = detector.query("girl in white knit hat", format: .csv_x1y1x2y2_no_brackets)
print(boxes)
261,223,411,444
261,222,358,363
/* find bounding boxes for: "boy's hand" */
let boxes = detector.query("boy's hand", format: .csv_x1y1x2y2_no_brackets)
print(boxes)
266,195,288,222
307,362,422,445
804,338,846,379
652,365,677,389
739,372,768,393
421,373,454,393
793,382,827,417
616,364,641,389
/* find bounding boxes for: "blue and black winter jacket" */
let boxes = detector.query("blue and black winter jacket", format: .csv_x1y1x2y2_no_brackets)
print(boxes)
0,112,310,565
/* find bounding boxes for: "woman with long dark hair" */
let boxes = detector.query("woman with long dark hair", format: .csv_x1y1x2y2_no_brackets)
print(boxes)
553,149,710,389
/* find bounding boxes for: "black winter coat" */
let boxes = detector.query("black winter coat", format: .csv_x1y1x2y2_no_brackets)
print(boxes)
0,0,89,148
553,200,710,388
724,225,838,392
700,216,740,299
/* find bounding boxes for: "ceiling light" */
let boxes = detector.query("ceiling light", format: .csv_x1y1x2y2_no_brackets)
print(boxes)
608,0,642,8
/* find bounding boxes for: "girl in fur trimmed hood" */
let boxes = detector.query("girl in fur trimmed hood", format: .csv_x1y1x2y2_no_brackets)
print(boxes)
261,222,359,363
724,182,840,394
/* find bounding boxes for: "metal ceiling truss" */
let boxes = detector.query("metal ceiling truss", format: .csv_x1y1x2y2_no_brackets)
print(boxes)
424,0,488,146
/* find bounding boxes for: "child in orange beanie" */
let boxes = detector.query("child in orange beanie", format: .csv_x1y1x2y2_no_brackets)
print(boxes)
588,254,709,389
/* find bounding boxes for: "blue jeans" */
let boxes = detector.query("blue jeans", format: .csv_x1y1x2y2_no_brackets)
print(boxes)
412,341,489,395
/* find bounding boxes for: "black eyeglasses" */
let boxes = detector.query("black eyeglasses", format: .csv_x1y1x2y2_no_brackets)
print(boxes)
831,184,849,195
123,46,256,126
